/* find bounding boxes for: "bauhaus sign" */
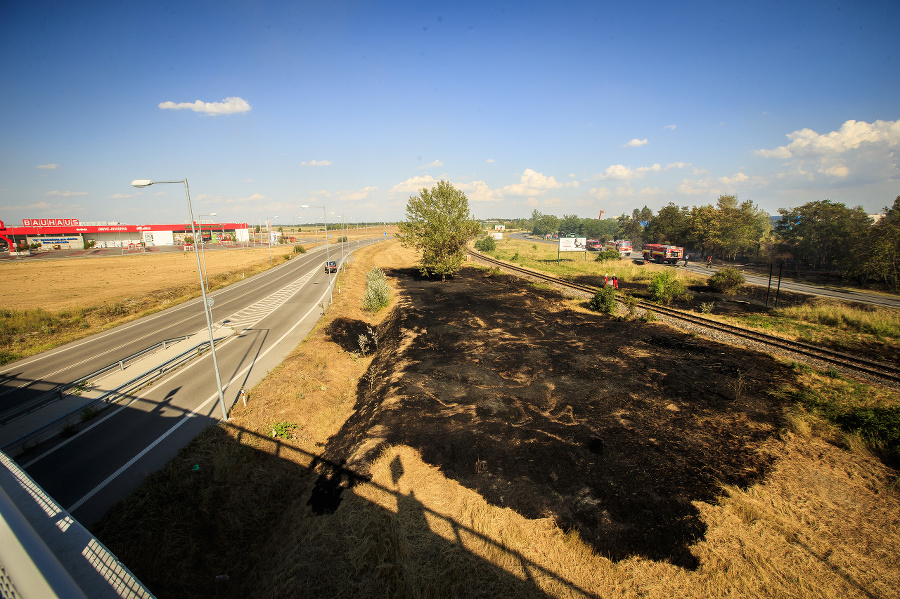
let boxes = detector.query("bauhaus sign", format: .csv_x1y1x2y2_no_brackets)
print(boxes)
22,219,81,226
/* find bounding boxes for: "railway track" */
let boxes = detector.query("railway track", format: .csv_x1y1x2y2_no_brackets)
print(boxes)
468,250,900,386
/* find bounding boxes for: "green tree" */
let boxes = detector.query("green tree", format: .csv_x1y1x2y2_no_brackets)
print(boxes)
853,196,900,291
646,203,690,245
397,181,480,280
616,213,645,247
776,199,872,270
530,210,560,236
559,213,582,236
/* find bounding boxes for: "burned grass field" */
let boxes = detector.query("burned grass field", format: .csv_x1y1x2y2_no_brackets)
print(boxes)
324,267,795,568
94,242,900,598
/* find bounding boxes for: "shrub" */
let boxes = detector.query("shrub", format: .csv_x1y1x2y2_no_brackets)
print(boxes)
362,268,391,312
338,236,348,243
621,292,638,317
588,286,617,314
293,244,307,254
474,236,496,251
648,271,686,304
594,249,620,262
271,421,299,440
708,267,745,295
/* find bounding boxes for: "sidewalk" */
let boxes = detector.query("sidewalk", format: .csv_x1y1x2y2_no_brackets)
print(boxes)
0,326,233,456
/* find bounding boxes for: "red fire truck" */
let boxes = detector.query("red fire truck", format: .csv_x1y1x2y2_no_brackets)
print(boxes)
602,239,633,256
642,243,684,264
586,239,603,251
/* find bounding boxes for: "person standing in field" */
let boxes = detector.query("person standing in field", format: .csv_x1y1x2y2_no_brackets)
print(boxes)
613,274,619,290
604,273,608,287
683,254,689,268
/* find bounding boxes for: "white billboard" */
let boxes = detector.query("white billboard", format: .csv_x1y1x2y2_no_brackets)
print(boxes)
558,237,586,252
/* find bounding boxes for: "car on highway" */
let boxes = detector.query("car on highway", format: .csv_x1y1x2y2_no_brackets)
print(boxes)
325,260,337,273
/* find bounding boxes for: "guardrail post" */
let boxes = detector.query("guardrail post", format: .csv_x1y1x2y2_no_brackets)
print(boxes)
119,360,124,370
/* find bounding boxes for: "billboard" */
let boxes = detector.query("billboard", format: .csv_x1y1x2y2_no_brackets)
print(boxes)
558,237,586,252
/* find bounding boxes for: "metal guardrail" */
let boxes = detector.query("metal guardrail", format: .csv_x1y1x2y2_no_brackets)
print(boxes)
0,451,154,598
2,336,217,456
0,336,191,428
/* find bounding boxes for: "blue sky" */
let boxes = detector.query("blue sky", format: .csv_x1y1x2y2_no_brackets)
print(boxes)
1,0,898,227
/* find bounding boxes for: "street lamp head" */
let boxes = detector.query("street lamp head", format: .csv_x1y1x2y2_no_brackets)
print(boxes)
131,179,153,188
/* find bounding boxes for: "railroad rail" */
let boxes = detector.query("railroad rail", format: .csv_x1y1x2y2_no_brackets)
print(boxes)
467,250,900,386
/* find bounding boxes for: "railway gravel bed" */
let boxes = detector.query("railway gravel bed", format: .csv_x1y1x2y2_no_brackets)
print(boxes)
468,250,900,390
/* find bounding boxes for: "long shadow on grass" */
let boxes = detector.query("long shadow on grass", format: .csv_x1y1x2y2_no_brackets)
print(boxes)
96,424,565,598
323,267,796,568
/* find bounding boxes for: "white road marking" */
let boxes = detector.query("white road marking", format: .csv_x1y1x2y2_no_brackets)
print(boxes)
64,274,333,514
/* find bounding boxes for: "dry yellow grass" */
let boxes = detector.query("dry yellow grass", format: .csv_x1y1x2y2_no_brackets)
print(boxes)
0,247,294,313
94,239,900,599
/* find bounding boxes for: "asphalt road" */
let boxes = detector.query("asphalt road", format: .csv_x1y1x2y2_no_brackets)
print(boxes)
1,239,377,526
509,232,900,310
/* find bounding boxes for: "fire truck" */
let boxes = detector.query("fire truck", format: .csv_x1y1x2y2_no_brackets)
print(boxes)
602,239,633,256
642,243,684,264
586,239,603,251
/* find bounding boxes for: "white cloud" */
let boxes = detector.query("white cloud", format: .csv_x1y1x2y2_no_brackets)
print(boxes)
717,172,750,186
595,163,661,181
756,119,900,158
44,190,87,197
301,160,333,166
342,186,377,201
422,159,443,168
664,124,677,130
391,175,439,194
623,138,649,148
589,187,610,200
456,180,501,202
158,96,251,116
821,164,850,178
665,162,690,170
0,201,52,211
110,193,137,199
486,158,495,164
36,163,59,170
754,118,900,187
501,169,563,197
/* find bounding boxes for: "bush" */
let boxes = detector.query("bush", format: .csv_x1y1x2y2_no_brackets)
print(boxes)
362,268,391,312
594,249,620,262
648,271,686,304
708,267,745,295
588,286,617,314
293,244,306,254
474,236,496,251
338,236,348,243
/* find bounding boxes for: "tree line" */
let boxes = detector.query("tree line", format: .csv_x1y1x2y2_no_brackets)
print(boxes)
393,180,898,293
526,195,900,292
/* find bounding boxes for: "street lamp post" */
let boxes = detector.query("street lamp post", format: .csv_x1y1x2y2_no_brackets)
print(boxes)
301,205,333,304
331,212,345,267
199,212,218,292
267,216,279,262
131,179,228,420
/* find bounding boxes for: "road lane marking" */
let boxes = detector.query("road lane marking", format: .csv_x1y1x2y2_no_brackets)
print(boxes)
65,276,334,515
21,265,321,467
0,248,327,380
